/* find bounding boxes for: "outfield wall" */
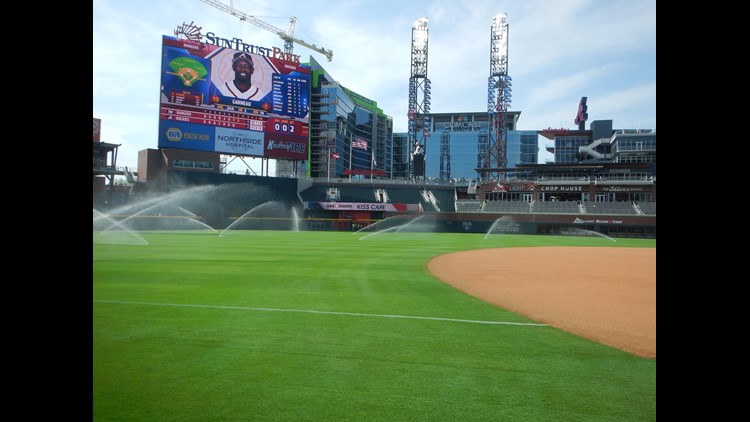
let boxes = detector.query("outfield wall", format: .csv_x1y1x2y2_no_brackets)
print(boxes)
95,171,655,238
301,212,655,238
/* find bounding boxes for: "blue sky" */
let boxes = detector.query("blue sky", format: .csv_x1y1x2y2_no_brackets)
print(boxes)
93,0,656,174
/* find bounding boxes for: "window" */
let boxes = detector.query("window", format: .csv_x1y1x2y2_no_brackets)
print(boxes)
173,160,213,170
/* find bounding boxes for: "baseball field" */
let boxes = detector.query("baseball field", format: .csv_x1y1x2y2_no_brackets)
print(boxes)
93,229,655,421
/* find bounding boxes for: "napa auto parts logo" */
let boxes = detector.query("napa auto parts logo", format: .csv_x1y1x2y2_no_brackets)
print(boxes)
166,127,183,142
173,21,301,63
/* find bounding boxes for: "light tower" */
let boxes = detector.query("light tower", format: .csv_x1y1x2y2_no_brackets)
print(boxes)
482,13,511,181
407,17,431,181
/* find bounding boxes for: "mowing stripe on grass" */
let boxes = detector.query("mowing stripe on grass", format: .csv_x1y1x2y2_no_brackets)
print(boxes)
94,300,548,327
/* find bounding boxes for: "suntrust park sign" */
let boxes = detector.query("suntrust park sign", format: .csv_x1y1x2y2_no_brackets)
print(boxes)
203,32,302,63
174,22,302,64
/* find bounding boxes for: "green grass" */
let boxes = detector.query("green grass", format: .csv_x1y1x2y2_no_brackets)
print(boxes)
93,230,656,421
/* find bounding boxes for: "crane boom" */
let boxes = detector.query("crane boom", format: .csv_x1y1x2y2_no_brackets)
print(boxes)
199,0,333,62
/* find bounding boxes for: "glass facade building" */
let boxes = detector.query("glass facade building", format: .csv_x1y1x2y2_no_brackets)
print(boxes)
395,112,538,182
306,57,393,181
507,130,540,168
543,119,656,165
553,134,592,164
612,130,656,164
425,113,489,181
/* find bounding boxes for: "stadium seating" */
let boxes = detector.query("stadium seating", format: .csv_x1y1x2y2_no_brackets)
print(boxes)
636,202,656,215
531,201,581,214
456,200,482,213
583,201,639,215
482,201,530,213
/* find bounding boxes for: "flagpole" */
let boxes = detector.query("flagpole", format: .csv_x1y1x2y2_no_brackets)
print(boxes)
327,146,331,184
348,134,353,182
370,152,374,183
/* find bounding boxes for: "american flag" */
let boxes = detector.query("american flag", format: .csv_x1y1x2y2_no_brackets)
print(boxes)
331,152,340,160
352,137,368,150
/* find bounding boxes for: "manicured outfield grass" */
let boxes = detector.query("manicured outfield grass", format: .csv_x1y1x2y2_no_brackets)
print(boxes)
93,230,655,421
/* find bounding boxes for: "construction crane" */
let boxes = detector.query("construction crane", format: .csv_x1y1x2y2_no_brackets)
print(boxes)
199,0,333,62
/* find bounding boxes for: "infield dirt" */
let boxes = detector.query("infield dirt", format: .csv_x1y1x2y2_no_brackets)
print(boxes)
427,246,656,359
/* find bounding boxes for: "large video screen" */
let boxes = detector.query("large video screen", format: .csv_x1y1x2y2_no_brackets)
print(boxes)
158,36,310,160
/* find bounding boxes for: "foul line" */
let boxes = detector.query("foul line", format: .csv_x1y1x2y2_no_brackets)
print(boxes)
93,300,548,327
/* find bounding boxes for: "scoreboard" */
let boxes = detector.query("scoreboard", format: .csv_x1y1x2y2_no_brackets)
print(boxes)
158,36,310,161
